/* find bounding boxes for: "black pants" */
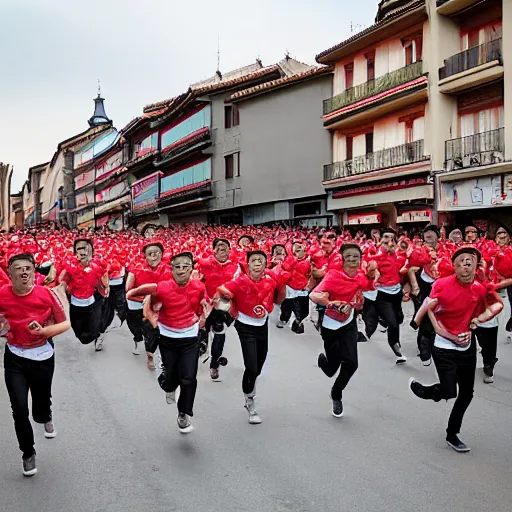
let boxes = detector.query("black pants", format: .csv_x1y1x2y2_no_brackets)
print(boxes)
473,326,498,367
416,276,435,362
235,320,269,395
201,309,234,368
101,284,127,333
280,295,309,323
362,298,378,338
320,317,358,400
375,291,403,348
158,335,200,416
70,301,102,345
420,342,476,435
126,308,159,353
4,346,55,458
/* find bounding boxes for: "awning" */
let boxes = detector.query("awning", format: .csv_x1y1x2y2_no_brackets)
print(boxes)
161,197,207,210
95,195,130,216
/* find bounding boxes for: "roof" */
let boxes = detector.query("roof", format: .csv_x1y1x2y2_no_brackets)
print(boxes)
229,65,332,102
190,61,264,89
28,162,49,173
316,0,425,64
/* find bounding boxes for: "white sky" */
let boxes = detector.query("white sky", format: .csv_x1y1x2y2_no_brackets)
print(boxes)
0,0,377,192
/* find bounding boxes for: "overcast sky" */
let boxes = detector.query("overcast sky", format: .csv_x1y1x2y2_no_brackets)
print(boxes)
0,0,377,192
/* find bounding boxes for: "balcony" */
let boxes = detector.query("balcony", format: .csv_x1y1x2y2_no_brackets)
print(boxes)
323,62,424,116
439,39,503,94
445,128,505,172
437,0,484,16
323,140,428,184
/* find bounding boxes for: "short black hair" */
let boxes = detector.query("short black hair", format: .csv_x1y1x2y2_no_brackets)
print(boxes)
73,238,94,254
171,252,194,265
8,252,36,267
213,238,230,249
247,250,267,262
422,224,440,238
452,246,482,263
340,243,362,256
143,242,164,254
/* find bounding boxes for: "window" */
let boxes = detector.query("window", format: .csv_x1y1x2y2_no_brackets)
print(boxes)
405,120,414,143
366,52,375,81
225,152,240,179
345,63,354,89
346,136,353,160
294,201,321,217
225,105,240,129
404,36,422,65
365,132,374,155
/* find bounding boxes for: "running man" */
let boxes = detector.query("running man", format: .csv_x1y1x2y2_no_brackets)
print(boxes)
409,246,503,452
1,253,70,476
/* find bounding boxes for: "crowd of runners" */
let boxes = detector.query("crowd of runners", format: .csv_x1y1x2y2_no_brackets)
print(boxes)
1,222,511,476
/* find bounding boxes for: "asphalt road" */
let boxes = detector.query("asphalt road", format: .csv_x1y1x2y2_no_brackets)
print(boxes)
1,305,512,512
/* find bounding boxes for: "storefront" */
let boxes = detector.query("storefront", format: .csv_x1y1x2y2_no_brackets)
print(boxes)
437,162,512,235
327,175,434,231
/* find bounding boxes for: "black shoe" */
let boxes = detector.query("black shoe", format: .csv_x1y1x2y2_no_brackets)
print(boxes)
357,331,368,342
392,343,407,364
446,434,470,452
408,378,428,399
199,341,207,356
331,398,343,418
218,356,228,366
291,321,304,334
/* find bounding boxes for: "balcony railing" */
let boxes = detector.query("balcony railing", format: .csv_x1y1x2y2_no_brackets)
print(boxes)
323,140,427,182
439,39,502,80
445,128,505,171
323,61,424,115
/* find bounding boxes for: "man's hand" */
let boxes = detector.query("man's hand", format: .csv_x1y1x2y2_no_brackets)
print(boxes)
27,321,46,337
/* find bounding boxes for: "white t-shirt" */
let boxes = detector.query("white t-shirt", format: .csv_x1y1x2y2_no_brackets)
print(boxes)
322,310,354,330
237,311,268,327
70,295,95,307
434,333,471,352
7,341,54,361
158,321,200,339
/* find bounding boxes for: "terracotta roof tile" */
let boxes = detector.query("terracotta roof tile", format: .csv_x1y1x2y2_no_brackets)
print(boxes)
229,66,333,102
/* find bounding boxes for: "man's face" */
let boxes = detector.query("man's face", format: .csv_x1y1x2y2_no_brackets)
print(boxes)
496,228,510,247
273,246,286,261
465,226,479,243
342,248,361,270
320,232,336,253
239,237,251,248
454,253,477,284
248,254,266,277
449,229,463,244
75,241,93,264
144,246,163,268
371,229,381,242
292,243,306,259
171,256,193,285
423,230,438,246
9,259,35,289
214,241,230,263
381,232,396,253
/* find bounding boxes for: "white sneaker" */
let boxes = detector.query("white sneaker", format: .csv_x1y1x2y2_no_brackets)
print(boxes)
177,413,194,434
244,396,262,424
396,355,407,365
277,320,287,329
95,335,104,352
44,421,57,439
421,357,432,367
132,341,141,355
166,391,176,404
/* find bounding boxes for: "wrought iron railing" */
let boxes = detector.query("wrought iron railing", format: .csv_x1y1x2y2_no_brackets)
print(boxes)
439,39,502,80
445,128,505,171
323,61,424,115
323,140,428,181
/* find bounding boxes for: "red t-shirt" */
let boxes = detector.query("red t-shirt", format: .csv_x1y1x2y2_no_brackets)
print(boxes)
313,269,374,322
130,262,172,288
429,274,488,335
370,250,404,287
0,285,66,348
281,255,311,291
222,272,278,318
155,279,207,330
62,261,105,299
198,256,239,298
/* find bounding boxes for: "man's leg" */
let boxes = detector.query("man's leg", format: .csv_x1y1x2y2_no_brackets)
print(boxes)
474,326,498,382
319,326,342,378
29,356,55,434
176,338,200,417
278,299,293,327
375,292,404,361
4,347,35,459
331,319,359,401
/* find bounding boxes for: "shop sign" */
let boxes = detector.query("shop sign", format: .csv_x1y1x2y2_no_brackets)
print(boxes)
347,213,382,225
439,176,505,210
333,177,427,199
397,210,432,223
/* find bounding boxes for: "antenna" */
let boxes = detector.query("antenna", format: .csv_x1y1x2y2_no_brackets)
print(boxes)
97,78,101,97
217,33,220,72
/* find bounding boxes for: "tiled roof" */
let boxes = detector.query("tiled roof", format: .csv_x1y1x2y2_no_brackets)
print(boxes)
191,61,264,89
229,66,333,102
315,0,425,63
